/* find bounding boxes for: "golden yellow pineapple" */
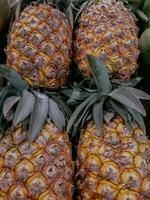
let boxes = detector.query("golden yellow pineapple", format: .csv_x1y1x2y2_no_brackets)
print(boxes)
6,2,72,89
74,0,139,79
0,67,74,199
77,117,150,199
0,123,73,200
65,55,150,200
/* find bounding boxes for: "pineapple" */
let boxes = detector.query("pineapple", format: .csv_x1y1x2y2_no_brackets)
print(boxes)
65,55,150,199
0,67,73,199
6,2,72,89
77,117,150,199
0,123,73,200
74,0,139,80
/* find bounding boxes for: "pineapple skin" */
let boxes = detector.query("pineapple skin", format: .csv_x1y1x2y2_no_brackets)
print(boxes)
0,123,73,200
77,117,150,200
6,3,72,89
74,0,139,80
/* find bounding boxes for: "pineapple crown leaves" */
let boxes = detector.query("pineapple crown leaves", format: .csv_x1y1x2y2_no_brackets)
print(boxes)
65,55,150,136
0,65,72,142
0,64,27,92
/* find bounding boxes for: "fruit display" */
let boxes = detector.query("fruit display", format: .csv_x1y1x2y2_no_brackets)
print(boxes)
74,0,139,79
6,2,72,89
0,0,150,200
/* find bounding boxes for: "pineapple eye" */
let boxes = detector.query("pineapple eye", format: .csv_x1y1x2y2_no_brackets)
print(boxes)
20,59,33,70
30,32,44,46
46,143,59,155
55,156,66,168
20,28,29,38
37,10,47,20
44,165,58,179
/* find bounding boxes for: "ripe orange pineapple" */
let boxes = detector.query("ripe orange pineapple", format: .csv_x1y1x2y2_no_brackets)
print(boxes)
74,0,139,79
0,123,73,200
6,2,72,89
77,117,150,199
0,66,74,199
65,55,150,200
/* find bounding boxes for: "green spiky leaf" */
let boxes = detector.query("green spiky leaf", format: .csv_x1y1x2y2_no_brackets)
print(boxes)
28,92,49,143
93,100,104,133
124,87,150,100
110,100,128,124
127,107,146,134
110,100,133,130
5,109,14,122
87,55,112,95
109,87,146,116
13,90,35,126
104,112,115,123
81,109,91,127
133,8,149,22
3,96,20,118
48,98,66,131
0,86,13,104
66,4,74,28
0,65,27,92
112,77,142,87
50,96,72,120
73,94,98,129
67,93,97,133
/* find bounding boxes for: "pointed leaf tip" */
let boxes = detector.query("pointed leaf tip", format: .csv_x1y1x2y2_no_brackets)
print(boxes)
28,92,49,143
109,87,146,117
87,55,112,95
93,101,104,134
124,87,150,100
13,90,35,127
0,65,27,92
3,96,21,118
48,98,66,131
127,108,146,134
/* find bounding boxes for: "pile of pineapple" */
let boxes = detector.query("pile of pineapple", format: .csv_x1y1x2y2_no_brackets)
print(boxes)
0,0,150,199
